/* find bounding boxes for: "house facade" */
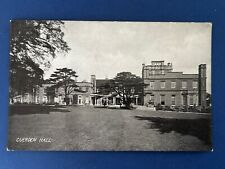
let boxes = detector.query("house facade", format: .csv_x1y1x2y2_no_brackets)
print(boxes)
46,81,94,105
12,93,34,104
142,61,207,110
12,60,208,111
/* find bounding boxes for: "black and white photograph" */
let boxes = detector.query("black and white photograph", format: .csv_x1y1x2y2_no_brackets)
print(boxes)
8,21,212,151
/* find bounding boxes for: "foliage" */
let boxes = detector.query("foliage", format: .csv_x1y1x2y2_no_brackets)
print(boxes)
95,79,115,95
47,68,78,105
113,72,143,108
10,57,44,98
10,20,70,99
10,20,70,68
97,72,143,108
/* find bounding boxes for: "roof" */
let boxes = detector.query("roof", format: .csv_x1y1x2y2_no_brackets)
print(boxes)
76,81,92,87
41,83,55,87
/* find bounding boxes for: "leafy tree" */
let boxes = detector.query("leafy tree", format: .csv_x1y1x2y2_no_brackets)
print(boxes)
10,57,44,102
10,20,70,100
95,79,115,95
10,20,70,68
47,68,78,105
97,72,144,109
113,72,143,108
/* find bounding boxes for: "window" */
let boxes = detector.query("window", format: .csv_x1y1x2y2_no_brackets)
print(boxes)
150,95,154,102
171,81,176,88
193,95,198,106
181,95,185,105
193,81,198,89
182,81,187,89
189,95,193,105
171,95,176,105
152,70,155,75
162,70,165,74
160,95,165,105
148,95,154,105
149,81,154,89
131,87,135,94
161,81,165,88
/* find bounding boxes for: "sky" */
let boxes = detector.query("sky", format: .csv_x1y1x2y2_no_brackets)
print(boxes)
44,21,212,93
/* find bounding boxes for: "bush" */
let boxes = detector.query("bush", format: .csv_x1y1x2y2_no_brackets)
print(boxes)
155,103,162,110
164,106,171,111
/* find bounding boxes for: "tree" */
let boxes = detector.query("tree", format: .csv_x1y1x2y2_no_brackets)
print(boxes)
47,68,78,105
10,20,70,100
10,57,44,102
113,72,143,109
96,72,144,108
10,20,70,68
95,79,115,95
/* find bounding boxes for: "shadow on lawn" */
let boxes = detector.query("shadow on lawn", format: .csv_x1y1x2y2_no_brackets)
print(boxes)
134,116,211,145
10,104,70,115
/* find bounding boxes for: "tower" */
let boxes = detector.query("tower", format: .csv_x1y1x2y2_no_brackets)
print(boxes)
198,64,207,111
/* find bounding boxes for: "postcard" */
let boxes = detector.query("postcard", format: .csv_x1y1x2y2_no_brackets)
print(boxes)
8,21,212,151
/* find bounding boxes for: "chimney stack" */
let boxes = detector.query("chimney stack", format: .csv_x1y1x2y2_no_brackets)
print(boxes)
198,64,207,111
91,75,96,93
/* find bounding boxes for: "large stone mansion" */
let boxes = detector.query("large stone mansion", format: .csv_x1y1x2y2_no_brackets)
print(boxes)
142,61,207,111
12,60,207,111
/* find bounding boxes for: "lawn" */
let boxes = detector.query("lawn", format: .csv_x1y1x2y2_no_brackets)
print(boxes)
7,105,212,151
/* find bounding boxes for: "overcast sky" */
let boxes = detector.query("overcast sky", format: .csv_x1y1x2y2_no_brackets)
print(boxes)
44,21,212,93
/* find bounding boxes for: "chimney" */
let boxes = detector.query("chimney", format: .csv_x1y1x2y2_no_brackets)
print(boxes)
91,75,96,93
142,63,145,79
198,64,207,111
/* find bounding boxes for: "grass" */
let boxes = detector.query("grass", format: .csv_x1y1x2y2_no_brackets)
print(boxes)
9,104,70,115
135,115,211,145
8,105,212,150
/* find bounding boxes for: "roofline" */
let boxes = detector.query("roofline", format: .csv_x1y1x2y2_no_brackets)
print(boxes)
96,79,113,81
76,81,92,84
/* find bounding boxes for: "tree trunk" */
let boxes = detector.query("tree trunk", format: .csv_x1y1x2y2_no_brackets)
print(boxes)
64,87,70,105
